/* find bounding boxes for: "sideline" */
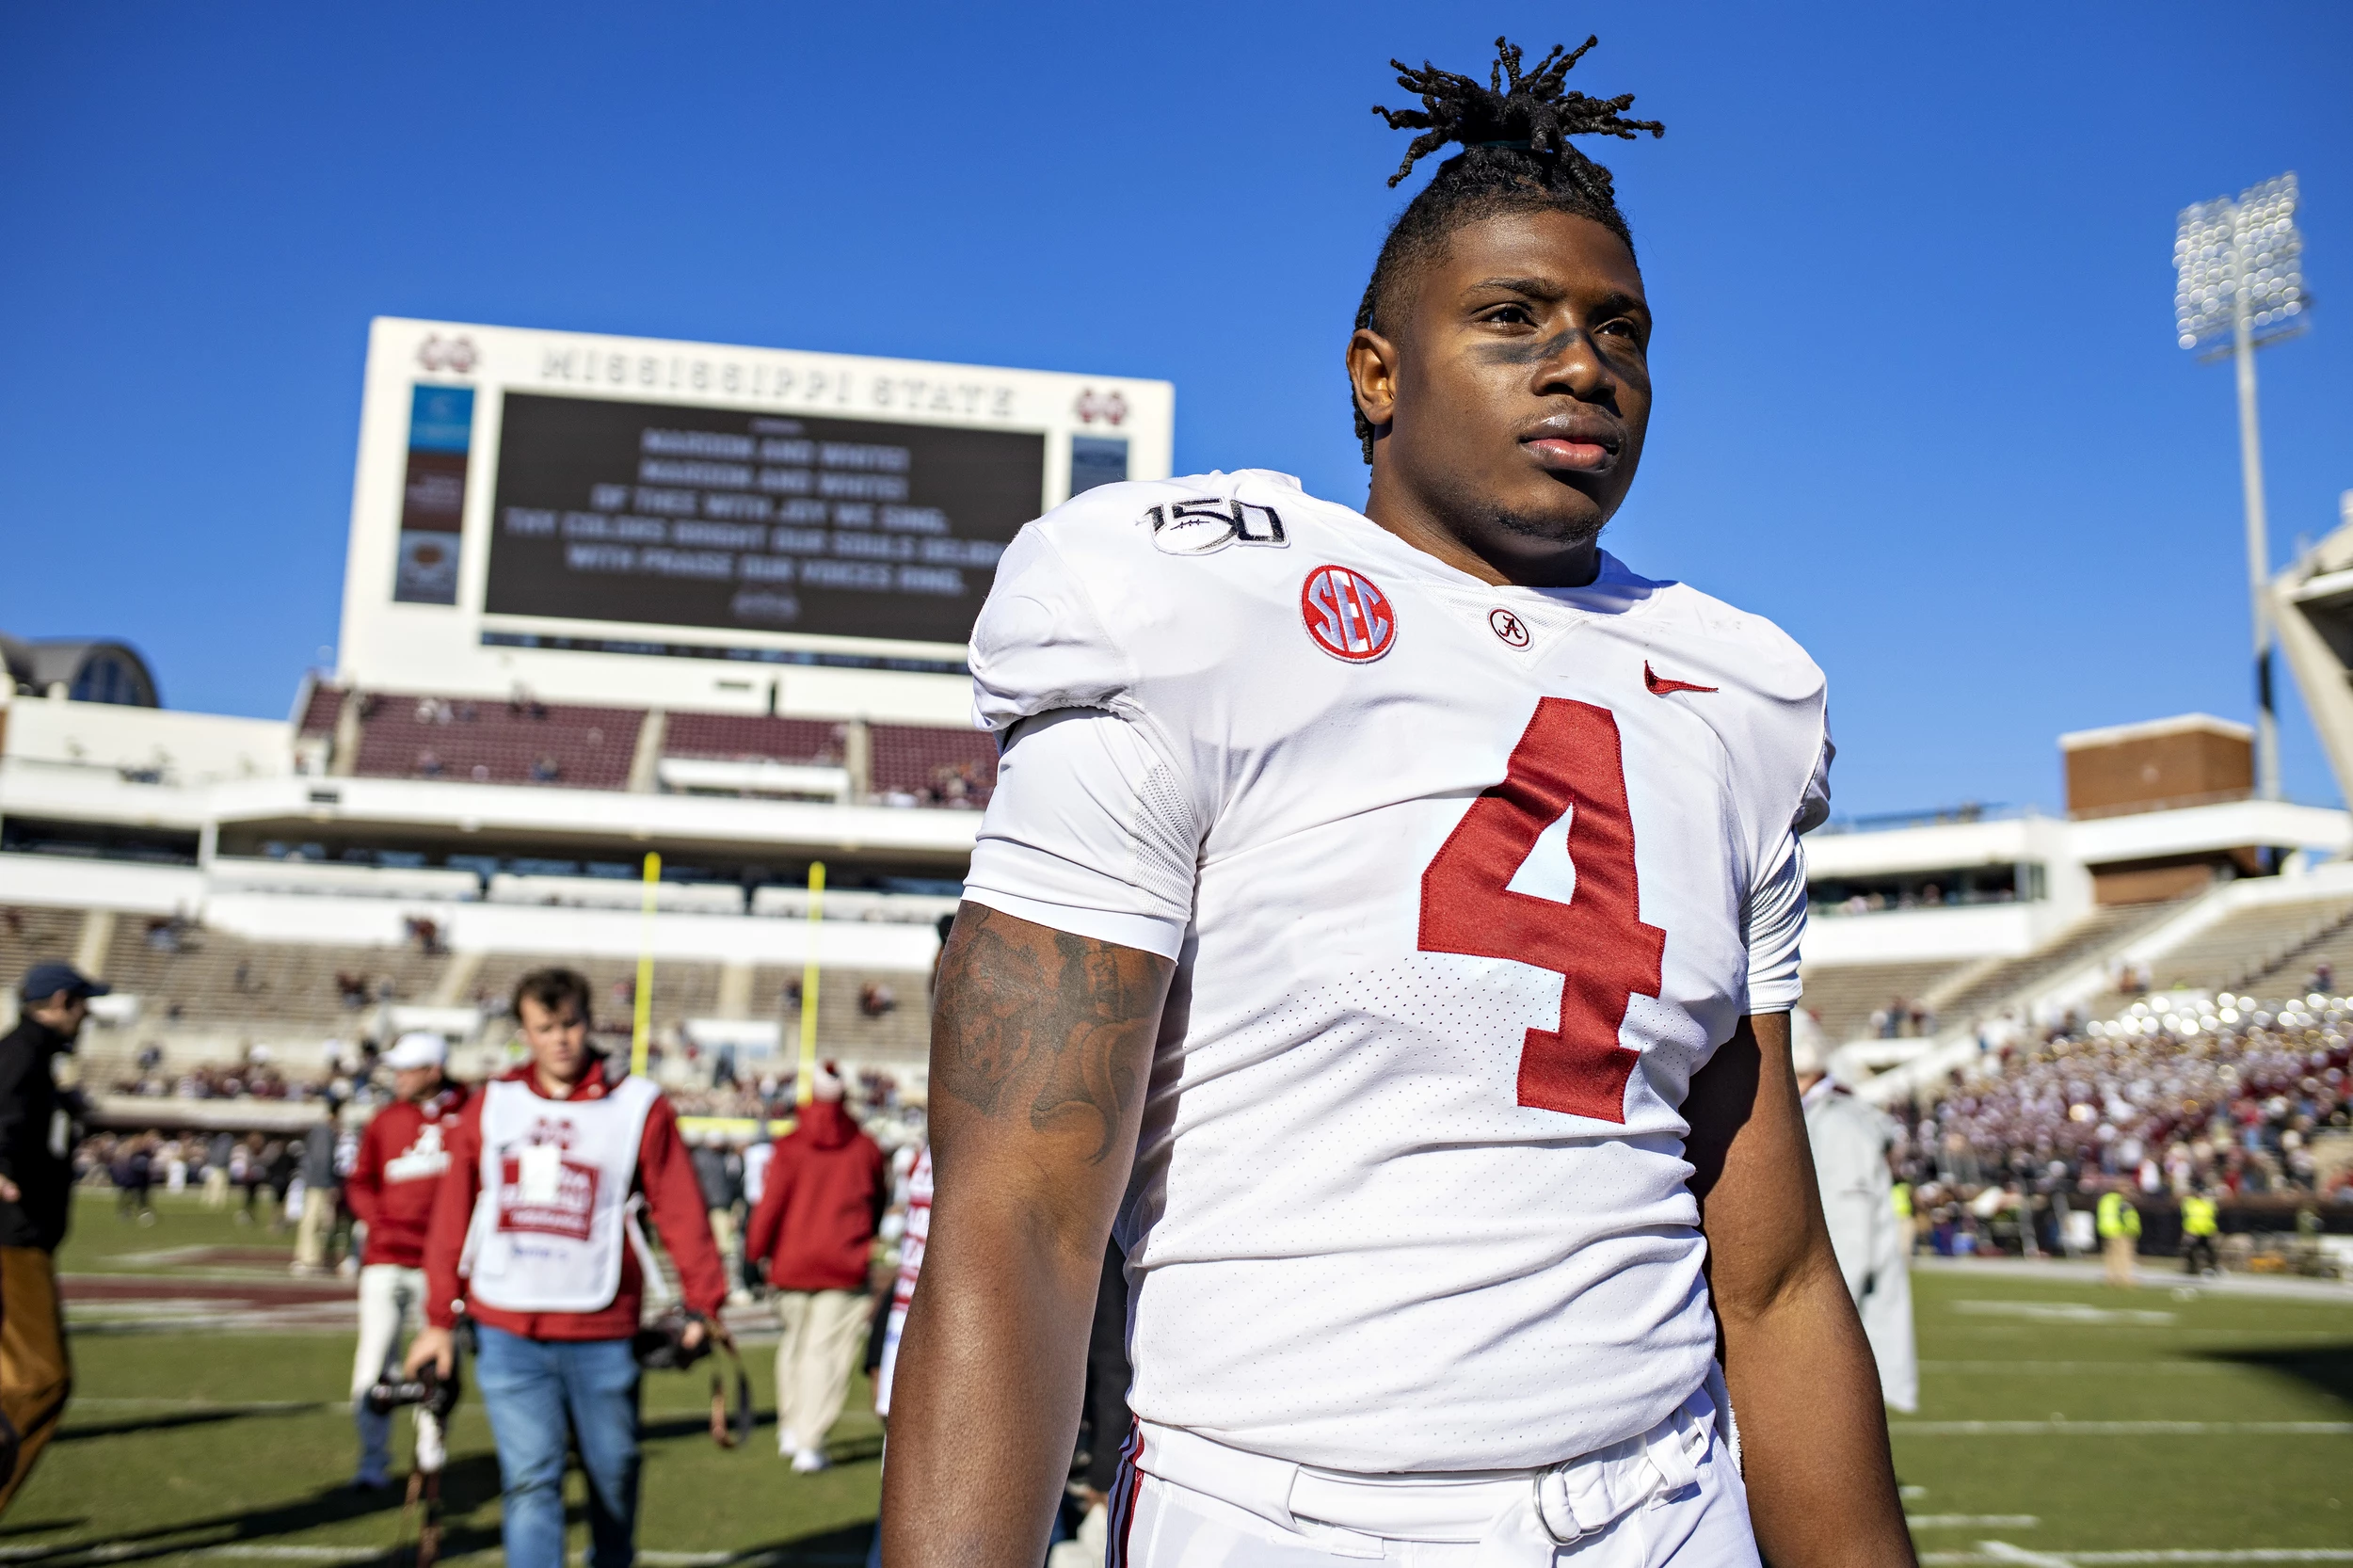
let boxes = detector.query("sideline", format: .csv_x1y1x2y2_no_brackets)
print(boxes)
1913,1256,2353,1305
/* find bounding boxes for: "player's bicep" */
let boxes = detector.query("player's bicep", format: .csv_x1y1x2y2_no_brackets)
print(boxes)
931,902,1171,1208
1687,1010,1839,1323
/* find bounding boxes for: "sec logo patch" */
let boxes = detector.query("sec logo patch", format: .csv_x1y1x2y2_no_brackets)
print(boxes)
1301,565,1397,663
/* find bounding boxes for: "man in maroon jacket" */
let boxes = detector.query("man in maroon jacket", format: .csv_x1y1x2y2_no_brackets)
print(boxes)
408,969,727,1568
342,1032,469,1490
744,1061,887,1473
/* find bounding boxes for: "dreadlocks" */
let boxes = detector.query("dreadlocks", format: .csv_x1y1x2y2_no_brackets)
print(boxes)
1353,36,1663,461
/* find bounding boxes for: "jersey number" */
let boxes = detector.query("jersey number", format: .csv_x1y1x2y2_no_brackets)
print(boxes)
1418,698,1664,1123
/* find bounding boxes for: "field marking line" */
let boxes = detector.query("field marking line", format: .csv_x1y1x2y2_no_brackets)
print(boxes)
72,1398,337,1413
1917,1362,2239,1374
1893,1420,2353,1435
1920,1544,2353,1553
1909,1517,2041,1528
1979,1544,2075,1568
1950,1302,2178,1326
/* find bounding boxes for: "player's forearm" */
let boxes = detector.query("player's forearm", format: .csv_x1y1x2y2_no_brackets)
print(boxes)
881,904,1171,1568
1689,1015,1913,1568
1718,1258,1914,1568
883,1191,1107,1568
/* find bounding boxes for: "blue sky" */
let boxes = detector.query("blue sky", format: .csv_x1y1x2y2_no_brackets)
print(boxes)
3,3,2348,818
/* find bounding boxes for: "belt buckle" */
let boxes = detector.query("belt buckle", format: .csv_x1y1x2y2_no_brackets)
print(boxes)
1530,1466,1587,1546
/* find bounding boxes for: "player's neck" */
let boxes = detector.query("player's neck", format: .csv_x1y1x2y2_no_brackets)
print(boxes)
1362,470,1603,590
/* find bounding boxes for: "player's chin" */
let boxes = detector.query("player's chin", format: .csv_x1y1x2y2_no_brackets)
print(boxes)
1485,485,1609,548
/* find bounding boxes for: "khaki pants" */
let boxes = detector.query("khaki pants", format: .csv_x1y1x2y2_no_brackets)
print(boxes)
2104,1233,2138,1288
201,1168,230,1209
0,1248,71,1516
773,1289,868,1456
294,1188,338,1272
708,1208,740,1286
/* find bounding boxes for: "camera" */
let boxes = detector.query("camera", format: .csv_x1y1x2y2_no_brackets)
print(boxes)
631,1311,713,1372
363,1364,460,1420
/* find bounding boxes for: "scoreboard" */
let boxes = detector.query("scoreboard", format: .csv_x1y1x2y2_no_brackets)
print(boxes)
338,319,1172,715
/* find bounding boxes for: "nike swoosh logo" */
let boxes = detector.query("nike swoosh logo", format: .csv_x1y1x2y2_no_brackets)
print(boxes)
1644,661,1718,696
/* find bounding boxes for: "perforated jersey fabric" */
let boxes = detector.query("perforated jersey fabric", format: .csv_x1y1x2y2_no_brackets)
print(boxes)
963,469,1833,1474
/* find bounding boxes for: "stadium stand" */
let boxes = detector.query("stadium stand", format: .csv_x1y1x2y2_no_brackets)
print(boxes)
0,904,88,991
1798,960,1969,1044
96,922,453,1032
754,964,932,1061
463,952,724,1033
664,712,843,766
2121,891,2353,1000
1919,901,2188,1036
871,722,995,808
348,692,643,789
295,681,344,738
1913,988,2353,1203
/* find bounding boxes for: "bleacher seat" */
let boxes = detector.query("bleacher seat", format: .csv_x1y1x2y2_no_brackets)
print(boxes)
753,964,932,1062
1928,902,2182,1032
350,693,642,790
466,953,724,1036
296,683,344,738
664,712,842,765
2085,891,2353,1016
870,724,995,808
1798,961,1968,1044
97,922,452,1032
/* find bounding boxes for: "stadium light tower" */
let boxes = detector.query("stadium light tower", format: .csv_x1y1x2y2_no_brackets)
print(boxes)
2174,173,2309,802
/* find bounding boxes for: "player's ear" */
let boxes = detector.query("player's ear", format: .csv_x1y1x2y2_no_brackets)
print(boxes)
1347,328,1401,439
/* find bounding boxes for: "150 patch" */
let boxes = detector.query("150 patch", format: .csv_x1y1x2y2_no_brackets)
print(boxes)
1144,498,1289,555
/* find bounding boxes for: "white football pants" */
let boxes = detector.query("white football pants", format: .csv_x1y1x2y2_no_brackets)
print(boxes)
1108,1386,1758,1568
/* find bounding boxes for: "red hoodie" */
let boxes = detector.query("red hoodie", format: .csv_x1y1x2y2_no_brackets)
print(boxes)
744,1099,888,1293
345,1083,471,1269
421,1058,728,1339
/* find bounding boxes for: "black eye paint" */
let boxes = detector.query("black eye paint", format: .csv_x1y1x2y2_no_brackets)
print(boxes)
1474,328,1578,366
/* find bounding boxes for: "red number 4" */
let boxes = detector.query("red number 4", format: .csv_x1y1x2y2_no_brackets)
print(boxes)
1418,698,1665,1123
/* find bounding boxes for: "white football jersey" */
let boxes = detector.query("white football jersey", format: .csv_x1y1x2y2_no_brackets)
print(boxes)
962,469,1831,1475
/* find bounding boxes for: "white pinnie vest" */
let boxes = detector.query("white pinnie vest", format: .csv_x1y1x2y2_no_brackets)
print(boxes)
461,1074,662,1314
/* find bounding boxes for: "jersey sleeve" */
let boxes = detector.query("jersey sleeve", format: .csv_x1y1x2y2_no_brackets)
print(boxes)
969,525,1141,734
1743,729,1831,1014
962,708,1201,960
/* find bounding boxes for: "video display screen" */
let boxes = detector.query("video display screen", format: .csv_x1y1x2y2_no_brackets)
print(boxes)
483,392,1046,645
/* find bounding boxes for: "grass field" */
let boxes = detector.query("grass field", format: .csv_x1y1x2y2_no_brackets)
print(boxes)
11,1192,2351,1564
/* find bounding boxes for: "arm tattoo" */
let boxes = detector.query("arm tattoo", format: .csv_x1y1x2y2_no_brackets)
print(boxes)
934,909,1167,1163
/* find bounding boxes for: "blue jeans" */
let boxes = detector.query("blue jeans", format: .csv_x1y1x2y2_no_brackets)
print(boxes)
472,1326,643,1568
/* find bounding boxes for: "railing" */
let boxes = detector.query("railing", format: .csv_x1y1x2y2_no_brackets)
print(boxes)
1813,803,2026,836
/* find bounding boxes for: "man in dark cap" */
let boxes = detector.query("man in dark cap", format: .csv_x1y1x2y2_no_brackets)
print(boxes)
0,961,104,1513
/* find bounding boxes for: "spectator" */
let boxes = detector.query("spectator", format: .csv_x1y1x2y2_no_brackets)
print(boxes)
408,968,726,1568
292,1102,343,1275
1791,1015,1916,1412
111,1136,154,1224
344,1032,469,1492
745,1062,888,1474
689,1130,746,1300
0,963,104,1514
202,1131,233,1208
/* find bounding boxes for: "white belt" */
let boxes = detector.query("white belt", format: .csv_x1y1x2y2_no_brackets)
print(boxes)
1133,1381,1720,1567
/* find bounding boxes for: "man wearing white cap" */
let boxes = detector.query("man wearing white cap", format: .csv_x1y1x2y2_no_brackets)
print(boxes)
343,1032,469,1489
1790,1014,1916,1414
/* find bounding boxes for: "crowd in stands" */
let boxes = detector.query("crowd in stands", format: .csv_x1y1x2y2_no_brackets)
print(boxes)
1889,978,2353,1256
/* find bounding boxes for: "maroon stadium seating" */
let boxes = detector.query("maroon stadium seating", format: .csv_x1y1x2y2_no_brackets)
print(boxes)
351,694,644,790
870,723,996,808
296,682,344,738
664,712,843,765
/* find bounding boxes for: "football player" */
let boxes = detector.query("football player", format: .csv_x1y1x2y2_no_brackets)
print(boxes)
885,36,1912,1568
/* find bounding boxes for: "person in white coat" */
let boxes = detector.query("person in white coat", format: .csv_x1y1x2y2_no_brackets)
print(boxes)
1791,1013,1917,1413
